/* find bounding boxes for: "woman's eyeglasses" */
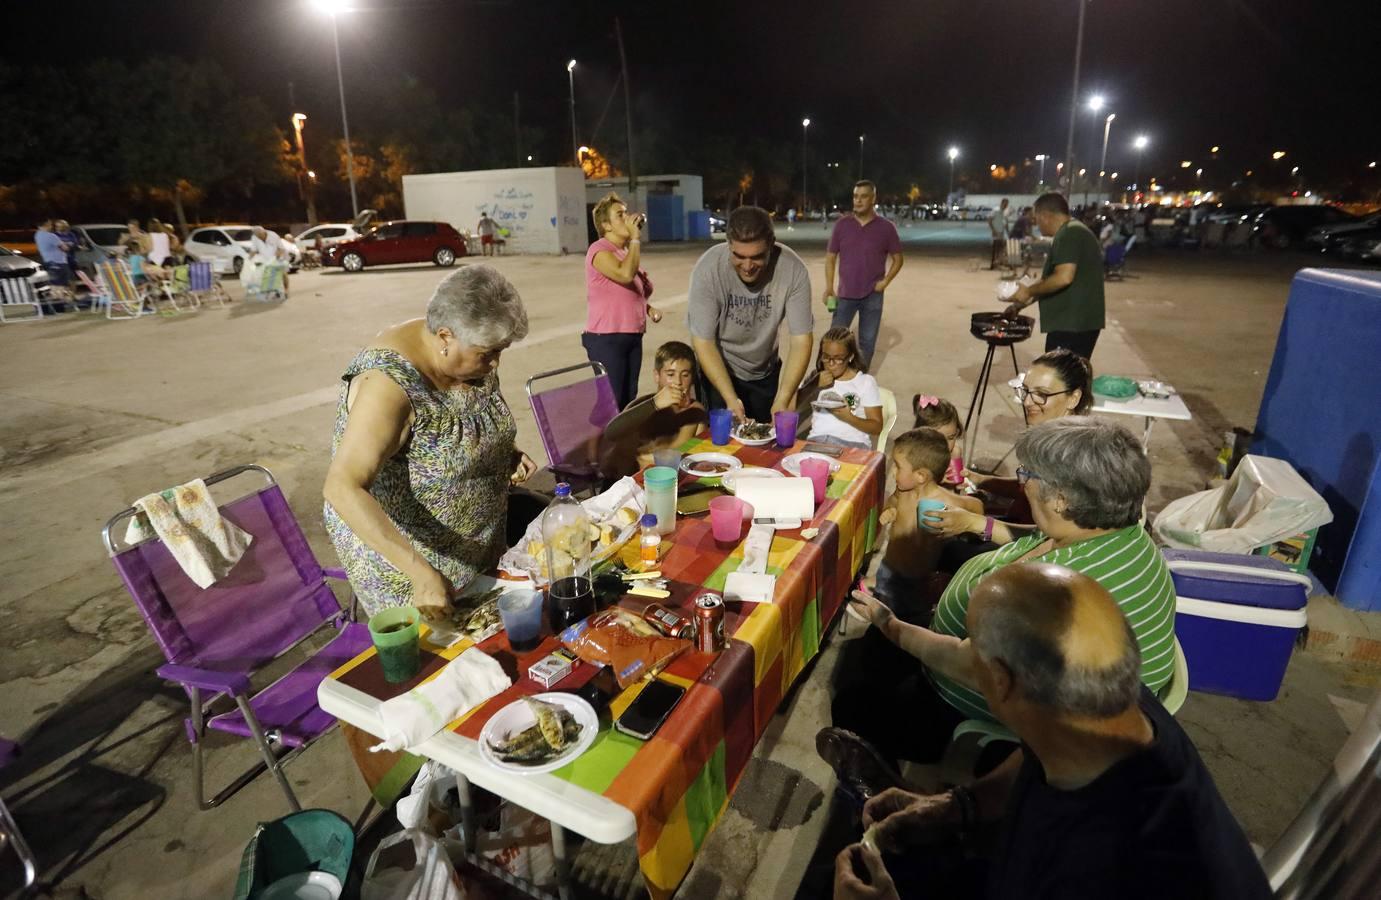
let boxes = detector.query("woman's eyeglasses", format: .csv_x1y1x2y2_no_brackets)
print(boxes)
1018,386,1073,408
1015,465,1042,485
821,354,850,364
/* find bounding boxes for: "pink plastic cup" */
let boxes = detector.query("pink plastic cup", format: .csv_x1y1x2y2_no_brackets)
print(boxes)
709,496,752,543
800,458,830,504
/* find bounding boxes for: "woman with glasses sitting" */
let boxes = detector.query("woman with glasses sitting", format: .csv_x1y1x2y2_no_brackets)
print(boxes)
825,417,1177,770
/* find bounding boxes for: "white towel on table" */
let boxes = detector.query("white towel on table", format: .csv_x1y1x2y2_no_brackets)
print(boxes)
369,648,513,753
124,478,252,588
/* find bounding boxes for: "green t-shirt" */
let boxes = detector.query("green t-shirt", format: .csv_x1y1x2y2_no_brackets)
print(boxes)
1037,219,1106,333
929,525,1177,722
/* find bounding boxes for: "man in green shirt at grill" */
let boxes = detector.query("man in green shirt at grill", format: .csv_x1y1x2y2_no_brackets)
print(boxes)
1005,192,1105,360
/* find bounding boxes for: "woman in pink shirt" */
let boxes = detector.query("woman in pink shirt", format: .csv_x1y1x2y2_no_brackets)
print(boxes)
584,192,660,409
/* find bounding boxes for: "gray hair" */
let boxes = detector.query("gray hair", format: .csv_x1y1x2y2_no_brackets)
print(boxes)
971,567,1142,718
425,265,529,348
1015,418,1149,529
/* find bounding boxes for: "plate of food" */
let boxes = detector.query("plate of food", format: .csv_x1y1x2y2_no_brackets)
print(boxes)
680,452,743,480
779,451,843,476
720,466,784,493
732,420,775,446
479,693,599,774
812,390,847,410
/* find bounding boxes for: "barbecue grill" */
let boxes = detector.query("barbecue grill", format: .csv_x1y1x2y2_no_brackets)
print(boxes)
963,312,1035,461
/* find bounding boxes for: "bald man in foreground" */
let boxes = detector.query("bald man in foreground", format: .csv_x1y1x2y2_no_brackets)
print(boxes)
833,563,1269,900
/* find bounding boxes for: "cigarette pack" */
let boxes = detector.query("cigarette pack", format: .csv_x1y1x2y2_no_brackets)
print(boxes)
528,653,574,688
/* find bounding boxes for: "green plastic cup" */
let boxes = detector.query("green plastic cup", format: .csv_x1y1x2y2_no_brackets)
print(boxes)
368,606,422,683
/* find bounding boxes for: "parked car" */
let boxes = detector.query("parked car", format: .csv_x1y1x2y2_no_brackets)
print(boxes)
1306,211,1381,252
185,225,301,275
707,213,726,234
1252,205,1355,250
1361,237,1381,265
1332,226,1381,259
323,220,467,272
294,223,361,250
74,223,128,262
0,244,51,295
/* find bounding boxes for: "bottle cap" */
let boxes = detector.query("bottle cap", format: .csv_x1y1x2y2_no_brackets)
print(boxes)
554,483,571,497
640,513,658,528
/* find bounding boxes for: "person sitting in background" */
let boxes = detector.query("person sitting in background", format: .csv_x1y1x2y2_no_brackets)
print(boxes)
833,562,1269,900
124,235,169,287
598,341,708,478
122,219,151,257
805,327,882,450
147,218,172,266
825,417,1176,772
874,428,983,622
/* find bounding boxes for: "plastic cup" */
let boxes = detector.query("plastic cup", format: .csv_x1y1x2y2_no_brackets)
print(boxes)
652,448,683,470
947,457,964,485
709,496,751,543
917,499,946,531
498,589,544,652
368,606,422,683
774,410,799,448
709,409,733,445
800,458,830,504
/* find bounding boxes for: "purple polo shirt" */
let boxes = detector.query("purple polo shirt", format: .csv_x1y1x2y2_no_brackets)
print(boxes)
828,214,902,299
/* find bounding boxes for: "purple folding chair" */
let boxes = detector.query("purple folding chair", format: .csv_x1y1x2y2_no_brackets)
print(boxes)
1,737,37,890
101,464,371,813
525,360,620,486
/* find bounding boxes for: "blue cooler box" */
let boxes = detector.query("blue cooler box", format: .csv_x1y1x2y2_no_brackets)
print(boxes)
1164,549,1311,701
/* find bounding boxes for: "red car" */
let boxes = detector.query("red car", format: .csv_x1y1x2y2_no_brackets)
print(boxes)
324,218,466,272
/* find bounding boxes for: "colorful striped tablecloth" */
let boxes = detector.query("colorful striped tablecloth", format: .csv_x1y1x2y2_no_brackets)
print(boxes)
324,436,884,897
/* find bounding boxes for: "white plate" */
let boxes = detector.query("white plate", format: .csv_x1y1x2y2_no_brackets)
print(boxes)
479,693,599,775
679,452,743,480
721,466,784,493
261,872,342,900
731,424,776,446
779,452,843,476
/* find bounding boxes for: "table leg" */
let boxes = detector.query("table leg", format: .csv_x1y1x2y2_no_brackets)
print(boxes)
1142,416,1155,450
455,771,477,856
552,821,573,900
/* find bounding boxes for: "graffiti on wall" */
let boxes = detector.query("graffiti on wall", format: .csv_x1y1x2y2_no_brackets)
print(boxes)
477,186,539,239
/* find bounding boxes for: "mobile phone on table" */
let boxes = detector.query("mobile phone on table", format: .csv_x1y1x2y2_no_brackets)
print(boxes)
802,443,845,457
614,679,686,740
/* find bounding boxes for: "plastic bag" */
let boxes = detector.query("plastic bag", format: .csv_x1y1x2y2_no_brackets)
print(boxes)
560,606,689,688
361,829,466,900
443,803,556,889
1153,455,1333,554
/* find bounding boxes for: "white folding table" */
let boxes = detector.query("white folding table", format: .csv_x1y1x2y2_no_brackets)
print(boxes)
1008,373,1193,448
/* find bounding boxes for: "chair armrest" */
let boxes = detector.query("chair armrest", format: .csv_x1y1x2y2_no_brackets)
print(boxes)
323,567,348,581
156,663,251,698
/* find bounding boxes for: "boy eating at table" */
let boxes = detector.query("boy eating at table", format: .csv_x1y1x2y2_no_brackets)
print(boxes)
874,428,984,622
599,341,709,477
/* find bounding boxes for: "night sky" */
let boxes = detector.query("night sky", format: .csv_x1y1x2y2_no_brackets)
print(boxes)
6,0,1379,187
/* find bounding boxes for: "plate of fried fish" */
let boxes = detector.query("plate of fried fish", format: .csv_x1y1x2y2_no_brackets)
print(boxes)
479,693,599,774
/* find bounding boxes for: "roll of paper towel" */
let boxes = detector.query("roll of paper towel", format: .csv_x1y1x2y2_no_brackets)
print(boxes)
735,477,815,519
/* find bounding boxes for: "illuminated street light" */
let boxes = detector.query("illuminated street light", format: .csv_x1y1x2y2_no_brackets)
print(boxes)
307,170,316,179
990,163,997,171
290,112,315,224
1180,160,1192,168
802,118,811,213
1210,146,1220,154
1087,94,1105,112
1272,150,1286,160
1035,153,1047,187
1371,161,1378,168
314,1,359,215
567,60,579,165
1132,135,1150,198
1291,166,1300,175
526,155,533,162
947,146,959,202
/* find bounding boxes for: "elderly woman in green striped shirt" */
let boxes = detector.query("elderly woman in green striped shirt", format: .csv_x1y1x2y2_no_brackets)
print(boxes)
832,418,1176,767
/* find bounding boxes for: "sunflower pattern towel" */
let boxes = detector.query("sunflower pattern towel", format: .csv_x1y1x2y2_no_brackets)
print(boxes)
125,479,252,587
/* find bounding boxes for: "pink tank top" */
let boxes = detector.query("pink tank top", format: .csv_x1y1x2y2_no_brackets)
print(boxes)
585,238,647,334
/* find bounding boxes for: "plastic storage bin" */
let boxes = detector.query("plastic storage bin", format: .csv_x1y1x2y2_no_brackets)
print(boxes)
1165,549,1311,701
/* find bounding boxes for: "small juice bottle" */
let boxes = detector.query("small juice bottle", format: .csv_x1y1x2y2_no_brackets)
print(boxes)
639,514,661,569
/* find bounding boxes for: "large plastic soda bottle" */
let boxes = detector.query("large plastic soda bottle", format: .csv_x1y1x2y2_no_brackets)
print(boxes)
541,483,594,632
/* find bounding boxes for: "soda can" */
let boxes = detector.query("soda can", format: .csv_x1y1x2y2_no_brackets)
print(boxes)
694,592,726,653
642,603,693,639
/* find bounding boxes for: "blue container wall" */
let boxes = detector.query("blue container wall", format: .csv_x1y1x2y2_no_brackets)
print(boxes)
1252,268,1381,609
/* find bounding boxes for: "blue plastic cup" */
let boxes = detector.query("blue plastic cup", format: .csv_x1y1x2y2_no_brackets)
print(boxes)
498,589,544,652
710,409,733,445
917,499,946,531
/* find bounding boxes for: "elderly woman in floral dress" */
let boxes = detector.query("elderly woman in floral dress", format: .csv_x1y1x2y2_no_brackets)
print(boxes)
323,265,539,620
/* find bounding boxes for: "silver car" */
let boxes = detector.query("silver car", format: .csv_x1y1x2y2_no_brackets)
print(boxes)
0,245,51,296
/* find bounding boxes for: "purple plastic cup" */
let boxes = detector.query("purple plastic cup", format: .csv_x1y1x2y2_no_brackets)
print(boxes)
773,410,799,448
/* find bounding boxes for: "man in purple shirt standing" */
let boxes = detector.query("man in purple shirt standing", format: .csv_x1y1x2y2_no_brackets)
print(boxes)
824,181,904,368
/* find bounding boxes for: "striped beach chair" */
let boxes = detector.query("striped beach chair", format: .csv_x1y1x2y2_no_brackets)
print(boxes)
0,274,47,323
245,261,288,302
186,260,230,307
96,261,154,319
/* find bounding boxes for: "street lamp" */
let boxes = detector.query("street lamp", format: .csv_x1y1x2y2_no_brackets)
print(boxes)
567,59,579,166
858,134,865,181
947,146,959,204
291,113,317,225
1097,113,1115,206
1133,134,1150,200
314,0,359,216
802,118,811,215
1035,153,1047,189
1272,150,1286,160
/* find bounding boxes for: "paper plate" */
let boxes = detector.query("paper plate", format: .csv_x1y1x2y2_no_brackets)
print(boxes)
779,452,843,476
261,872,342,900
679,452,743,480
721,466,784,493
731,424,776,446
479,693,599,775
